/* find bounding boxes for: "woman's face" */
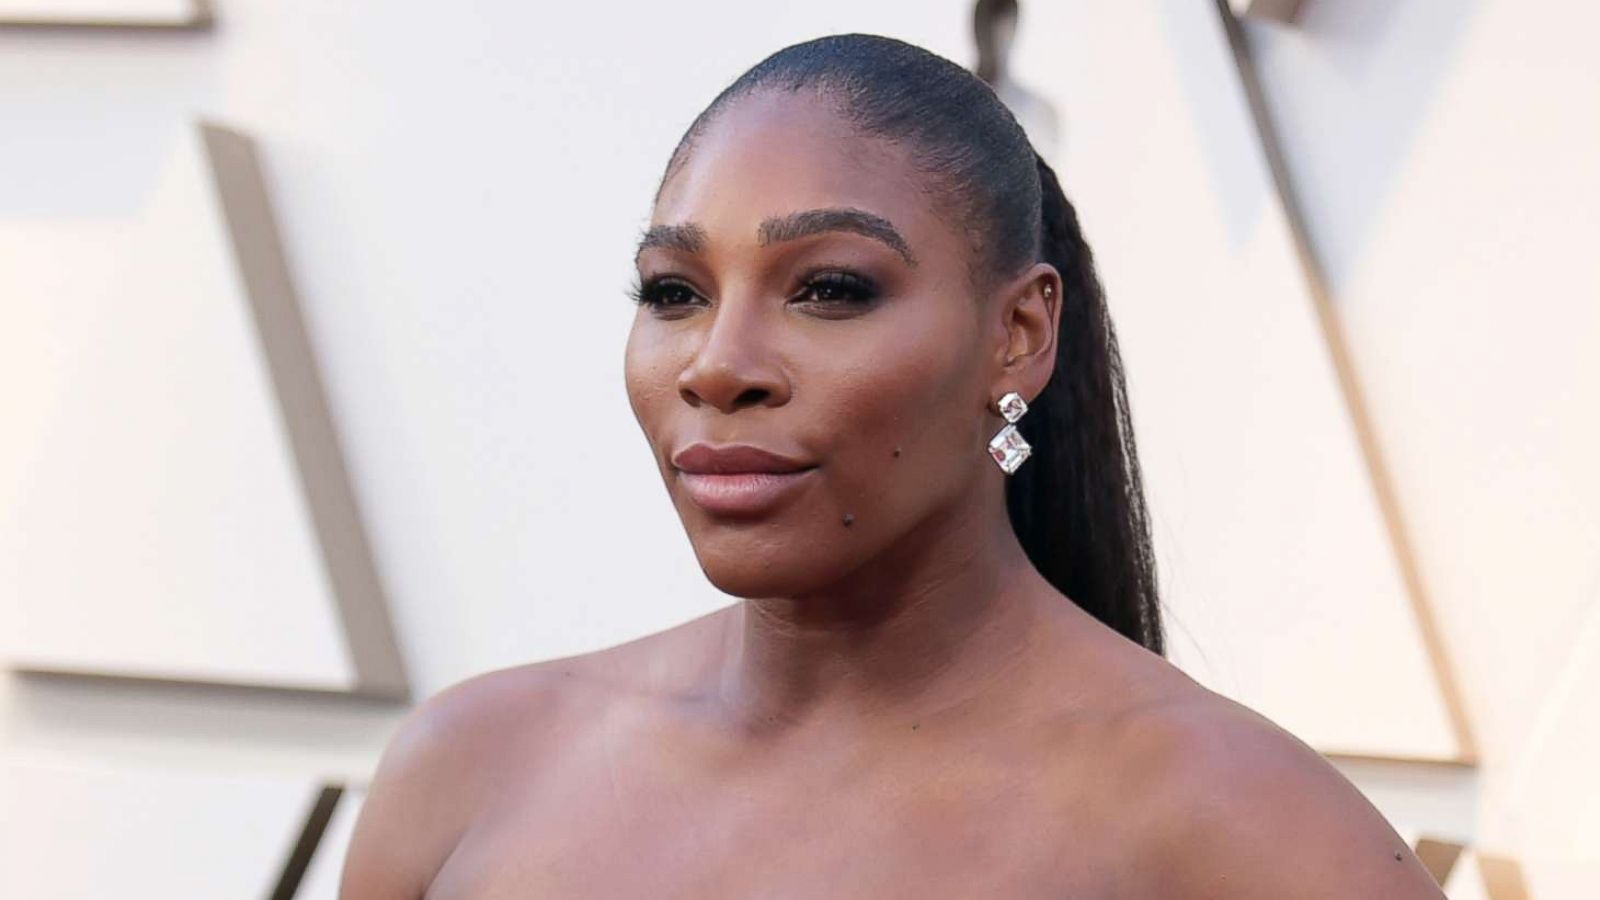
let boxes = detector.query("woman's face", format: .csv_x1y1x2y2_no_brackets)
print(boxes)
624,91,1028,599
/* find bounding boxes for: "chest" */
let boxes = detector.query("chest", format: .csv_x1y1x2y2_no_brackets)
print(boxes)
423,751,1142,900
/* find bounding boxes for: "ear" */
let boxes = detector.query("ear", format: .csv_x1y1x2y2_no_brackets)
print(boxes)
994,262,1062,402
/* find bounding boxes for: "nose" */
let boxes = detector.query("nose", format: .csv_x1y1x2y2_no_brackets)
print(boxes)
676,295,791,413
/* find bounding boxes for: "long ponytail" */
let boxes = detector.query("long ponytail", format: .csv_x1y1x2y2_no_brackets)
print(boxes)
1007,155,1163,654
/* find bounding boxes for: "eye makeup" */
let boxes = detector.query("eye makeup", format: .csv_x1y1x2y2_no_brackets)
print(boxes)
629,274,703,309
788,268,880,307
628,265,884,318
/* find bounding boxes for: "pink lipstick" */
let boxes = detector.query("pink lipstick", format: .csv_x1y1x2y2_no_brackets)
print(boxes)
671,443,818,517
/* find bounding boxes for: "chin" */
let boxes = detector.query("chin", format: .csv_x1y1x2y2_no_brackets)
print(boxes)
691,538,848,600
697,557,824,600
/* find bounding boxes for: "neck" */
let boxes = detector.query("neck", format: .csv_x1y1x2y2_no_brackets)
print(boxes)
715,484,1063,735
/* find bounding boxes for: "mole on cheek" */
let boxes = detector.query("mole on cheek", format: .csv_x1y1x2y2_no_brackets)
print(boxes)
843,513,856,527
892,447,903,458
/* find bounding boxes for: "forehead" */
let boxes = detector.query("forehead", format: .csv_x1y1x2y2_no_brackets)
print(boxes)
653,91,962,257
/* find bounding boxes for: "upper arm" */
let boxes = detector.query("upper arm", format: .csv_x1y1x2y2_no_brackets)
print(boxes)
1135,703,1444,900
339,668,558,900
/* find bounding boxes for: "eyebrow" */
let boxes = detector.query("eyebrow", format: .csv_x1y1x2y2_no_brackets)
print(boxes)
635,222,708,260
634,207,917,267
758,207,917,266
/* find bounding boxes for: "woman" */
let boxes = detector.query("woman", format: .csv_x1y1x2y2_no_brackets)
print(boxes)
343,34,1443,898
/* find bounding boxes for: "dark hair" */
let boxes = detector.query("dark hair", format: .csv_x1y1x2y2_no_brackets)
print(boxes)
663,34,1163,654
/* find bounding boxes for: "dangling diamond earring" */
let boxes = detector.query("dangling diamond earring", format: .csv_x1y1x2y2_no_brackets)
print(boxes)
988,391,1032,474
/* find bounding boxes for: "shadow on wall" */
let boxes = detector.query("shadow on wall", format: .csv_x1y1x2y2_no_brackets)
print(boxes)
1152,0,1481,256
1231,0,1484,277
0,30,216,217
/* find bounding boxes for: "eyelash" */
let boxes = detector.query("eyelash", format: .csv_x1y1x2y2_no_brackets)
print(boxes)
627,276,699,309
794,270,878,306
628,269,880,312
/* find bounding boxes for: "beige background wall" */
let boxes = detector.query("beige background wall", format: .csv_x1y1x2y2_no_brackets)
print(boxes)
1245,0,1600,889
1,0,1594,895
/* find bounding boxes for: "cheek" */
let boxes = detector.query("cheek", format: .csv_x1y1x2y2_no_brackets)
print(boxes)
808,305,987,513
623,318,682,444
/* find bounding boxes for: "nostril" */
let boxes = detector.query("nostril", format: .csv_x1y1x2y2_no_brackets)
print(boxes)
733,388,769,409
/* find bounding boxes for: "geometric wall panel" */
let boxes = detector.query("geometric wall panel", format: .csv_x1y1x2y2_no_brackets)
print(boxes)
1015,1,1467,761
1210,0,1480,762
1239,0,1597,882
0,0,210,28
0,761,327,898
0,122,407,697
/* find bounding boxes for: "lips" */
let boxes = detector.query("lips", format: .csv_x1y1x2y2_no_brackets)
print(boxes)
670,442,819,517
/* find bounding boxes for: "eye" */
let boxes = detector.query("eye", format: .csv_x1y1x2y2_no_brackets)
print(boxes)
630,275,706,314
791,270,879,308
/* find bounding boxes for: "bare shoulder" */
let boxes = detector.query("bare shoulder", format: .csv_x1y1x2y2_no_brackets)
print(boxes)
339,605,734,899
1100,679,1443,899
337,660,588,899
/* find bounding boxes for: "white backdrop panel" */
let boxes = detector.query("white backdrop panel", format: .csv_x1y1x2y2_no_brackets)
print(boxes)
1011,0,1461,760
1245,0,1600,782
0,123,359,691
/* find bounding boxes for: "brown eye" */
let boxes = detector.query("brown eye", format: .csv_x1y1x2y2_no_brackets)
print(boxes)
793,270,879,307
632,276,704,311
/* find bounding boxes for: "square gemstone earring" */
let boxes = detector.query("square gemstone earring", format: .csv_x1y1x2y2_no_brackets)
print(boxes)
988,391,1032,474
